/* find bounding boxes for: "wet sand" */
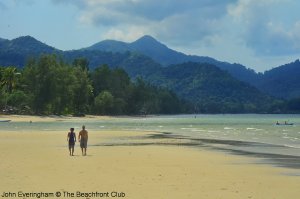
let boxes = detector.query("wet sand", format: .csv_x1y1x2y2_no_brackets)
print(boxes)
0,115,300,198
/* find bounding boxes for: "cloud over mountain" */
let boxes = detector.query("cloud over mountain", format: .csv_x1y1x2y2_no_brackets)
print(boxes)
51,0,300,59
51,0,235,43
1,0,300,71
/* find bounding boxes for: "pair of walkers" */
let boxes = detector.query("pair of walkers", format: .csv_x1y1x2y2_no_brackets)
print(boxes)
67,125,88,156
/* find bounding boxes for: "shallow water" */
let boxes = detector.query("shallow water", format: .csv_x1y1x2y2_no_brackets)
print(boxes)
1,114,300,168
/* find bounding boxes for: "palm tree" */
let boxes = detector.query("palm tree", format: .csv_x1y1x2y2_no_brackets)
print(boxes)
1,67,18,94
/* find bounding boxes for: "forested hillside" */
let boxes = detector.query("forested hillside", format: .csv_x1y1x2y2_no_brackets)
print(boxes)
85,35,262,86
0,36,59,66
256,60,300,99
0,35,300,114
145,62,275,113
0,55,186,115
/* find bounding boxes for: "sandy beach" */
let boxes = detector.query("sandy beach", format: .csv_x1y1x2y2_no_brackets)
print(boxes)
0,115,300,199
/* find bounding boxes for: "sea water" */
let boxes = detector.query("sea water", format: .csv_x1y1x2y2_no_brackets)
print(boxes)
1,114,300,168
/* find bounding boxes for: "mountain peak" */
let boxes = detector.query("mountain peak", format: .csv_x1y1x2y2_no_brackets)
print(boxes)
135,35,158,42
10,36,57,50
132,35,163,47
7,35,57,54
12,35,39,43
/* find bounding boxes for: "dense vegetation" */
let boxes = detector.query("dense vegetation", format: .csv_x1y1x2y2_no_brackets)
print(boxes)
144,62,282,113
254,60,300,99
1,35,300,114
85,35,261,86
2,35,300,101
0,55,186,115
1,54,297,115
81,35,300,100
0,36,59,67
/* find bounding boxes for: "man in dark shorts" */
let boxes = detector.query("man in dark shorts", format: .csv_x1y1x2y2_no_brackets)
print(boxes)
67,128,76,156
78,125,88,156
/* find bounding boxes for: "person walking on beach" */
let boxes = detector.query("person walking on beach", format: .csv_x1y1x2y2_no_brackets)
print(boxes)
78,125,88,156
67,128,76,156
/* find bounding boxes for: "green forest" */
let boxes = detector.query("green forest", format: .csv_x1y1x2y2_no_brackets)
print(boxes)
0,54,186,116
1,54,300,115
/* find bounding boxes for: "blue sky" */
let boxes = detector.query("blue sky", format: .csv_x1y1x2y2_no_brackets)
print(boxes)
1,0,300,72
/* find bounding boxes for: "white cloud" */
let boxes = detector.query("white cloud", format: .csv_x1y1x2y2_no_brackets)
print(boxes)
103,26,147,42
62,0,236,44
50,0,300,70
227,0,300,56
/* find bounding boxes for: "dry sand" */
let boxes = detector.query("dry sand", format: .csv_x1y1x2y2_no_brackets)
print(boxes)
0,115,299,199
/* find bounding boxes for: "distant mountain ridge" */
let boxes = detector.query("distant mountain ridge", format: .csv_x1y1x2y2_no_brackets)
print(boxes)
257,60,300,99
83,35,300,100
0,35,299,100
0,35,59,66
86,35,221,66
85,35,189,66
147,62,273,113
3,36,57,53
87,39,129,52
85,35,260,85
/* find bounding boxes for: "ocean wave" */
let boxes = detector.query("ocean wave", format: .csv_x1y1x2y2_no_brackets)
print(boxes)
191,129,206,132
246,128,263,131
208,130,220,133
283,144,300,149
181,128,198,130
224,127,235,130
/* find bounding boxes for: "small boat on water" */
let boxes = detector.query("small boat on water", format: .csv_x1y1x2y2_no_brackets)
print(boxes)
0,120,11,122
275,121,294,126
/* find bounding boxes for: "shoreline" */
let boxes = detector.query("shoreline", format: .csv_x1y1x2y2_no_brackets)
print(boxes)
146,132,300,171
91,131,300,171
1,114,300,170
0,114,115,124
1,115,300,198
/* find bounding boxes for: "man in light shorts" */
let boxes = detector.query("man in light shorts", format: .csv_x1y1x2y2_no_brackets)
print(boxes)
78,125,88,156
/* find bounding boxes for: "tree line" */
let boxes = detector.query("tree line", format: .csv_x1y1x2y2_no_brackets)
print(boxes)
0,54,187,116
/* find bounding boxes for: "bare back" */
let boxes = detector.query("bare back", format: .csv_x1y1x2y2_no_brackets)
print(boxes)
79,129,88,140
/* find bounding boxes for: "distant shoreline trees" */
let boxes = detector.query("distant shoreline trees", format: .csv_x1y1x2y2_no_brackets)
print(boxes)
0,54,187,115
1,54,300,115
